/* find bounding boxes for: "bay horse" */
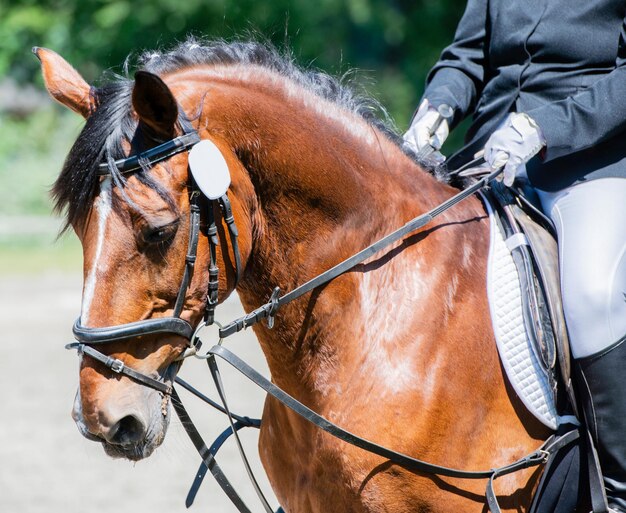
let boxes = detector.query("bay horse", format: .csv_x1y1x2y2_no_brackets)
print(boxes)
35,39,549,512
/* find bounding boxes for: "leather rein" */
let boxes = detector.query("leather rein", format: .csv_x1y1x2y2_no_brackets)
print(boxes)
65,121,580,513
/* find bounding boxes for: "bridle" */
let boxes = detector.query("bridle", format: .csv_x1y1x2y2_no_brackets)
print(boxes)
64,116,583,513
66,116,243,395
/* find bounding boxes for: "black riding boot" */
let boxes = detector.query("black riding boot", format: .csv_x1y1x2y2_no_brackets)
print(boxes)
577,335,626,512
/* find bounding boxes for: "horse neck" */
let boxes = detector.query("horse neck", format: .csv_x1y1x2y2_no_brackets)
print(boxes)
182,66,485,396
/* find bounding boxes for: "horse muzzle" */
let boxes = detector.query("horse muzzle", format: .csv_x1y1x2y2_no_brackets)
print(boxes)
71,380,170,461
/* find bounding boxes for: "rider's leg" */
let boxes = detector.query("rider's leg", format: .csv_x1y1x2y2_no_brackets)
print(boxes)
538,177,626,512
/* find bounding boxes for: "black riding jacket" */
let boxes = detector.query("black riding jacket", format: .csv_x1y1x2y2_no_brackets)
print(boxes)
423,0,626,190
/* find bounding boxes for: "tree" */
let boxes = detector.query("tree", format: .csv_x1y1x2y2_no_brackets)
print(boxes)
1,0,466,125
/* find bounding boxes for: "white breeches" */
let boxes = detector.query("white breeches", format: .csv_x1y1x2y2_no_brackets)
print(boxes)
537,178,626,358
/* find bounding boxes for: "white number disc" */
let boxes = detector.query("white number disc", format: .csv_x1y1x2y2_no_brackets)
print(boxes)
188,139,231,200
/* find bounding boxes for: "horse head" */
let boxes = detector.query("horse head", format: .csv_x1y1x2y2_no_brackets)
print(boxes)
35,40,454,465
35,47,253,460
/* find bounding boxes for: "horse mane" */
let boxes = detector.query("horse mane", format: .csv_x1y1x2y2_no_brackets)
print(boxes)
53,37,444,233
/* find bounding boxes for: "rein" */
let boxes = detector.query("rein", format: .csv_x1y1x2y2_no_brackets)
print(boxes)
214,163,503,339
65,124,580,513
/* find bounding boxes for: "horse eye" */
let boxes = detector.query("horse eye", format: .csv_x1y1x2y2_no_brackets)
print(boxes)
142,221,178,245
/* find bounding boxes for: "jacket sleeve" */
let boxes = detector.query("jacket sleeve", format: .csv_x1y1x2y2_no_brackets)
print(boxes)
422,0,489,128
528,14,626,162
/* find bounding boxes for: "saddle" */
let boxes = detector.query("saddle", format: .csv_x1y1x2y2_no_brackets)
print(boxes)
485,181,577,417
485,182,615,513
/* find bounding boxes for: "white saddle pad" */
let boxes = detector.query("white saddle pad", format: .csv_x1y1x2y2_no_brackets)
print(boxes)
483,194,558,430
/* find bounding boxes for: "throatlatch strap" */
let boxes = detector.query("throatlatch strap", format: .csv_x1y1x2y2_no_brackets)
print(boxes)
205,200,220,325
219,194,242,287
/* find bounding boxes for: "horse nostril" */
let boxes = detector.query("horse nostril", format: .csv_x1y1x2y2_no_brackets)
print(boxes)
106,414,147,445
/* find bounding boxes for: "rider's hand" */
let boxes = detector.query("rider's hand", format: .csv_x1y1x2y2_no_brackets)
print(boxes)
404,99,450,152
484,112,546,186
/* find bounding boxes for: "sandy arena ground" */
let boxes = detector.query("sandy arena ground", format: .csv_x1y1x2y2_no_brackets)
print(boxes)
0,272,279,513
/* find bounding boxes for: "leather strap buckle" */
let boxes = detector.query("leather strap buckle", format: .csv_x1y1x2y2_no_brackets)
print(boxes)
537,449,551,463
266,287,281,329
108,358,125,373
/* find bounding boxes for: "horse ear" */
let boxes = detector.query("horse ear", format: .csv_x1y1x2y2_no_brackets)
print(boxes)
33,47,92,118
132,71,178,137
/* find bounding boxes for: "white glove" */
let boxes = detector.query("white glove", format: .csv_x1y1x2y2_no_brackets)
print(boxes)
404,99,450,152
484,112,546,186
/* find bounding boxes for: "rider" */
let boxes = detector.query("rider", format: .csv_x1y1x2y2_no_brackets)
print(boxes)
404,1,626,510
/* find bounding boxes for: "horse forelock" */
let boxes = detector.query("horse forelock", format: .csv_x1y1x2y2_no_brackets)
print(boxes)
53,81,130,232
52,80,182,233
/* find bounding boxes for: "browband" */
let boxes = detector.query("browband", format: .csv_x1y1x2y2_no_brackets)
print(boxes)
97,131,201,175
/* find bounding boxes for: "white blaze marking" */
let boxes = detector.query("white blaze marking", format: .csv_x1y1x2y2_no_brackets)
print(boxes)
81,177,112,325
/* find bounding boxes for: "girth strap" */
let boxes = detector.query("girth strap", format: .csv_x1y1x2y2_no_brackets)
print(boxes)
486,432,581,513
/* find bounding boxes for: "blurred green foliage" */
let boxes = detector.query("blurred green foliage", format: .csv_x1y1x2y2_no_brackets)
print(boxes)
0,108,81,216
1,0,466,126
1,0,469,271
0,0,468,231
